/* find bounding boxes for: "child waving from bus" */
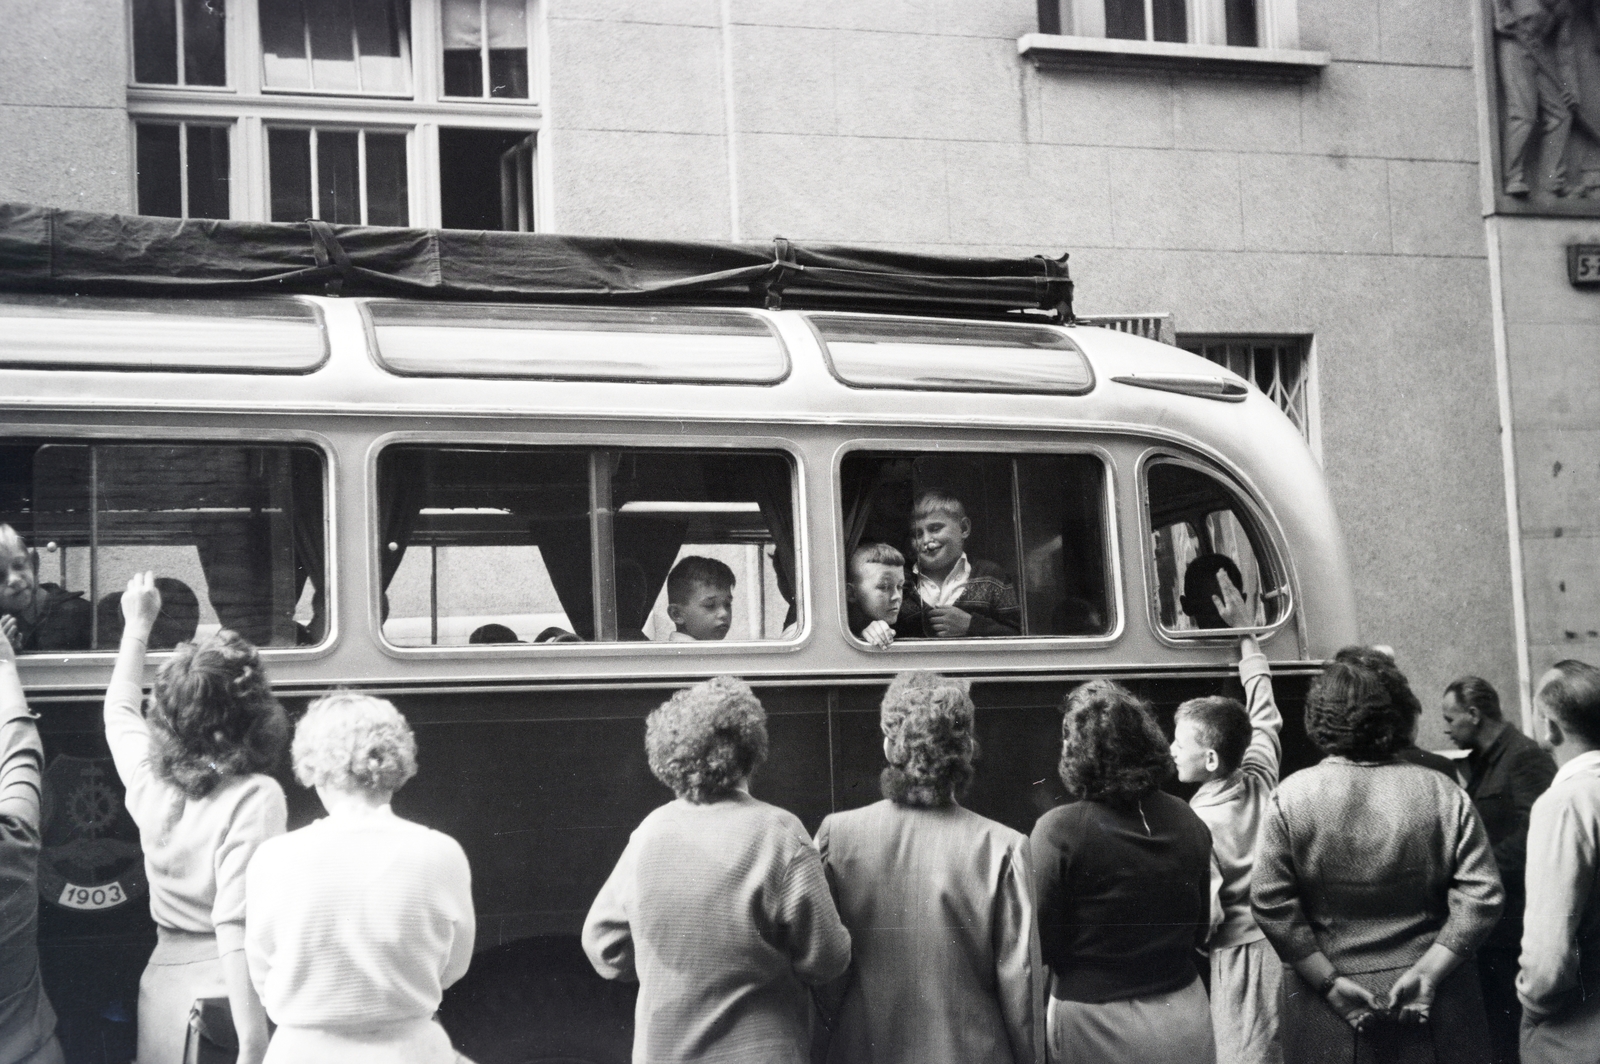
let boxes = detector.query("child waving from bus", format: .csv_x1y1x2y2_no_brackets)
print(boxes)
896,490,1020,639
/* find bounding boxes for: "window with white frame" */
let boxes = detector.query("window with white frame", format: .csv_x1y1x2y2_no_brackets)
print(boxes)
1180,335,1312,439
1050,0,1298,49
127,0,539,230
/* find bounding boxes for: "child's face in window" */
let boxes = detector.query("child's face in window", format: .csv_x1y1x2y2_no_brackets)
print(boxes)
850,562,904,623
0,546,35,614
669,581,734,641
911,509,969,578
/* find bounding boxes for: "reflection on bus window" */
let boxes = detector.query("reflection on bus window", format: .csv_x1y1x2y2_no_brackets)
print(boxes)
376,446,798,646
840,451,1112,639
1146,460,1283,633
0,442,326,651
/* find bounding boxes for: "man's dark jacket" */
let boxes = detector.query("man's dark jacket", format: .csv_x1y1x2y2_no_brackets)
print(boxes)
1465,724,1557,949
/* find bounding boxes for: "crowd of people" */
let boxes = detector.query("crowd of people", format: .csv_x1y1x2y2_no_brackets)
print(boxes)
0,507,1598,1064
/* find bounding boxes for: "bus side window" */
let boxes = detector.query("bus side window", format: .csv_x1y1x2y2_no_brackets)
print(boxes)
840,450,1113,639
1146,459,1285,634
376,446,799,646
0,442,326,651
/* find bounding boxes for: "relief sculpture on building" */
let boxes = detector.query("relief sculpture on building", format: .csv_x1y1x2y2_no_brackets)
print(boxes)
1492,0,1600,209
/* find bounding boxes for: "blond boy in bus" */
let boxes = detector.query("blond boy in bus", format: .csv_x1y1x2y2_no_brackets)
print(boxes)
664,556,735,642
895,490,1020,639
847,543,905,648
0,525,91,653
1169,573,1283,1064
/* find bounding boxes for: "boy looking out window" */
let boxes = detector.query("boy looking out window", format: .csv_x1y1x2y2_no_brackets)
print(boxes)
895,490,1019,638
847,543,904,648
1170,573,1283,1064
663,556,735,642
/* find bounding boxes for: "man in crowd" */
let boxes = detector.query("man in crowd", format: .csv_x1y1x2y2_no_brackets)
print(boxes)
1443,676,1556,1063
1518,660,1600,1062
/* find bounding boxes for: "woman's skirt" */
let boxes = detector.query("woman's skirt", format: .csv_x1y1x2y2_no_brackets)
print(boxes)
263,1017,469,1064
1046,974,1216,1064
1279,962,1491,1064
136,927,226,1064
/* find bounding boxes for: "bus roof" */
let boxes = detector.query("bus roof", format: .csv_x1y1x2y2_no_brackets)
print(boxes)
0,202,1073,321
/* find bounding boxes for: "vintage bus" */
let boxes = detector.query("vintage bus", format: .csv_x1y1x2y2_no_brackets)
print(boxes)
0,206,1355,1064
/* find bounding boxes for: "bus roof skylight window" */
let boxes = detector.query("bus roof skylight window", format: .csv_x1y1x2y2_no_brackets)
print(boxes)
368,304,789,384
810,314,1094,394
0,296,327,374
377,445,798,647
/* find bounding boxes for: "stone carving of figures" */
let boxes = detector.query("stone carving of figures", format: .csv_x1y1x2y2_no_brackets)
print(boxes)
1495,0,1579,195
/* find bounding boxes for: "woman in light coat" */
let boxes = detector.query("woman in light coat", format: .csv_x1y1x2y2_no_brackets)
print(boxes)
813,671,1043,1064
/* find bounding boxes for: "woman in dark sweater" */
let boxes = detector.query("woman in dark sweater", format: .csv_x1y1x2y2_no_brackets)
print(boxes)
1029,679,1215,1064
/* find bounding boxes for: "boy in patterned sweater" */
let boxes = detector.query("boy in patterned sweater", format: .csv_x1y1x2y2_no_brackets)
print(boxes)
894,490,1020,639
1170,573,1283,1064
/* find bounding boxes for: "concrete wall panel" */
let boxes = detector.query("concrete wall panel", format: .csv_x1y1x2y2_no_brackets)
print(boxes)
0,106,130,213
0,0,127,108
1108,148,1242,250
1301,63,1479,161
1172,79,1303,154
1377,0,1476,67
1298,0,1383,61
1241,154,1392,254
545,0,719,26
731,25,838,135
727,0,1036,38
546,129,729,239
1036,71,1175,149
738,133,950,243
1387,160,1488,257
945,142,1113,247
546,18,725,135
831,32,1025,143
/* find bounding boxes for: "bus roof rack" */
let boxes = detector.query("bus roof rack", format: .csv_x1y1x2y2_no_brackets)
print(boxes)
0,203,1074,322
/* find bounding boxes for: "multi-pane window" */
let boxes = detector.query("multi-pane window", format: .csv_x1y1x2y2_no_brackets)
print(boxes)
135,122,232,219
131,0,227,86
259,0,412,95
267,127,409,225
127,0,538,230
1055,0,1283,47
1181,335,1311,439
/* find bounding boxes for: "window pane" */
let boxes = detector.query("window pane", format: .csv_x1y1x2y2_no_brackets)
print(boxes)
307,0,359,91
1151,0,1187,42
182,0,227,85
377,447,797,645
354,0,410,94
839,451,1110,640
268,128,312,222
364,133,409,226
132,0,179,84
1146,461,1283,633
811,315,1094,394
317,130,361,224
1225,0,1258,46
259,0,311,88
439,127,534,230
136,124,183,219
442,0,483,96
2,442,325,652
486,0,527,98
1103,0,1145,40
185,125,231,220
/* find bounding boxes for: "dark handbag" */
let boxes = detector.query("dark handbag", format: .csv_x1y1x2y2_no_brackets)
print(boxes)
183,997,238,1064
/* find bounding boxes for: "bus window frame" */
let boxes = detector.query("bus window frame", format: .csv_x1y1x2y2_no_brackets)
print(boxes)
1136,447,1297,648
0,423,340,663
831,437,1125,653
365,429,813,660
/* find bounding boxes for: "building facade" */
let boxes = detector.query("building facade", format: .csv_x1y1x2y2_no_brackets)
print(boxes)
0,0,1537,741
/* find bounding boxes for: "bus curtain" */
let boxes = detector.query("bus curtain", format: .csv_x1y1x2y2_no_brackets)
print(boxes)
376,451,428,623
291,449,326,644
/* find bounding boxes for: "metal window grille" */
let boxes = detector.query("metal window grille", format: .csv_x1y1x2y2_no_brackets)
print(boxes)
1180,335,1311,438
1075,313,1176,345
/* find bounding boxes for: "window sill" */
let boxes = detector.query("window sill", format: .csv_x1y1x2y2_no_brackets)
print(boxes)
1017,33,1330,80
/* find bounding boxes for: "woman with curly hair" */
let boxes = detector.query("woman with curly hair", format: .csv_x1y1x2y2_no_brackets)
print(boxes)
1251,660,1503,1064
582,675,850,1064
103,572,288,1064
812,671,1043,1064
243,692,473,1063
1029,679,1215,1064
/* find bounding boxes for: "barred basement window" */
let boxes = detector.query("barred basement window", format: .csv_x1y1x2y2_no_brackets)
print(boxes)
1180,335,1311,438
136,121,232,219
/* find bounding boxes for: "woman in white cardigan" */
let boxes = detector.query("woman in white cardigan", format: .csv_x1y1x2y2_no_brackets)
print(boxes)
104,573,286,1064
245,691,474,1064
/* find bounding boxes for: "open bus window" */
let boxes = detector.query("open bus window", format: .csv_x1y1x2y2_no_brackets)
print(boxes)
1146,459,1286,634
0,442,327,652
377,446,798,646
840,451,1113,640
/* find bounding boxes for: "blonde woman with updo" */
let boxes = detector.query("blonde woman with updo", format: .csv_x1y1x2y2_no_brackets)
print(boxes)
812,672,1044,1064
104,572,287,1064
244,692,474,1064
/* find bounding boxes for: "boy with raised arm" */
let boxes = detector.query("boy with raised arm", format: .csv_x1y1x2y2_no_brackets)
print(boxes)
1170,574,1283,1064
895,490,1020,639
